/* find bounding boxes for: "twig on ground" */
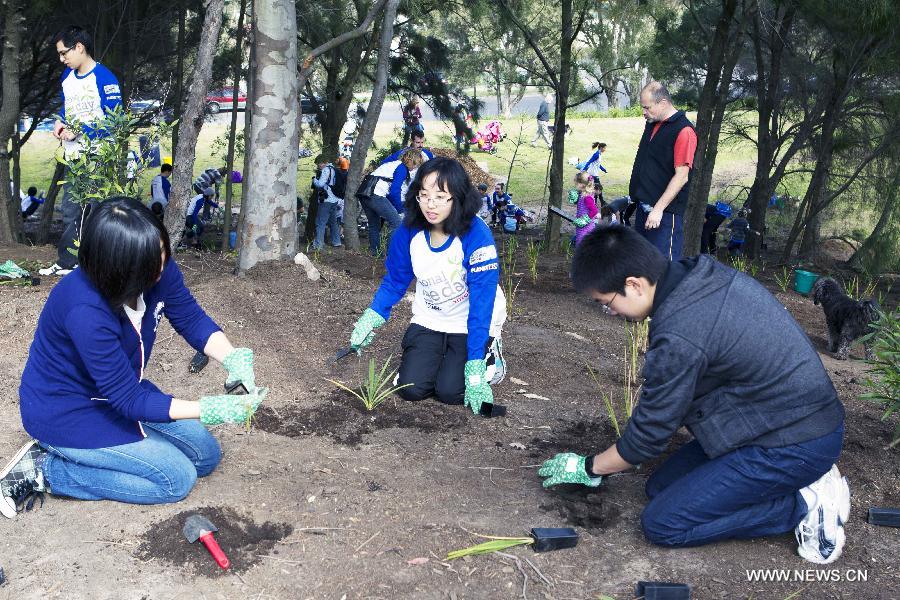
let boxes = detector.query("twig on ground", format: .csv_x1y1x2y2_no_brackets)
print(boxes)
496,551,530,600
523,557,553,587
256,554,302,566
354,530,380,552
82,539,135,546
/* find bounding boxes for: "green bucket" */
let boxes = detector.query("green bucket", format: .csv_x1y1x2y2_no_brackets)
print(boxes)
794,270,819,295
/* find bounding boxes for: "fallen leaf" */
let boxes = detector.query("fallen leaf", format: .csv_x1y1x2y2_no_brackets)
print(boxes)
509,442,526,450
523,393,550,401
407,557,430,566
509,377,529,386
307,495,316,503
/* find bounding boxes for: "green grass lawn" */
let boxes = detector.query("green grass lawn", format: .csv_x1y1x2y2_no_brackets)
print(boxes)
16,112,761,214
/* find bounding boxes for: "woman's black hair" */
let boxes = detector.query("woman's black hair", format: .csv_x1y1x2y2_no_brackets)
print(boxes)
78,197,172,308
27,186,38,196
571,225,667,294
403,157,481,238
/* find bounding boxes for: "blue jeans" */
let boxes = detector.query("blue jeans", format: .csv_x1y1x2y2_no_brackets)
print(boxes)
640,423,843,547
360,194,402,255
635,204,684,260
314,201,341,248
40,420,221,505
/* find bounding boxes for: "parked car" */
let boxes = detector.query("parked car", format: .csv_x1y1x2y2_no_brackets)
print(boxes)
206,87,247,113
131,98,174,124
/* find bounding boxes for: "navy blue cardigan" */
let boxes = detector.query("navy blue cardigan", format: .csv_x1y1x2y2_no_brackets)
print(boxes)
19,260,221,449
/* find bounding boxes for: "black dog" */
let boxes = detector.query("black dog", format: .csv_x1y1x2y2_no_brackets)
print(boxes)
812,277,880,360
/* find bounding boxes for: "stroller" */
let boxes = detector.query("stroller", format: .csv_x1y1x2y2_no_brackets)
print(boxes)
470,120,506,153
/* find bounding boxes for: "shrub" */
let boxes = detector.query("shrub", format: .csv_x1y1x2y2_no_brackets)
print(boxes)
860,310,900,448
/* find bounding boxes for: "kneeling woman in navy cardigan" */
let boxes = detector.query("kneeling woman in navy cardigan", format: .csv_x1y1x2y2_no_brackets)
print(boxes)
0,197,265,518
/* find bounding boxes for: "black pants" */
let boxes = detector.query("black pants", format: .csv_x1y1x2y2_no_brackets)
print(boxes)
56,202,96,269
397,324,469,405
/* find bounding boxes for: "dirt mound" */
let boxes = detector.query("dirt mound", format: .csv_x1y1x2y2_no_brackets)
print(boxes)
135,506,293,576
428,147,496,187
252,389,471,446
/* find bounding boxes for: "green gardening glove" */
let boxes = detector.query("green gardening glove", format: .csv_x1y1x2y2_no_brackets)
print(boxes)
199,387,268,425
463,359,494,415
573,215,591,228
223,347,256,392
350,308,386,350
538,452,603,488
567,188,580,205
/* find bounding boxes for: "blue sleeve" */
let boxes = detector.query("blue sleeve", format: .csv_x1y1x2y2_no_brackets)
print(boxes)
64,304,173,423
96,66,122,114
207,198,220,209
382,149,402,164
599,162,607,173
462,219,500,361
159,260,222,352
189,201,203,224
584,150,599,169
387,164,408,212
370,227,415,320
424,148,434,160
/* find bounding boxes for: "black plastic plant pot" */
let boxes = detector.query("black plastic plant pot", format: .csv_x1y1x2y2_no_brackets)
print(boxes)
225,381,249,395
479,403,507,418
189,351,209,374
634,581,691,600
0,565,5,586
30,277,40,286
529,527,578,552
868,507,900,527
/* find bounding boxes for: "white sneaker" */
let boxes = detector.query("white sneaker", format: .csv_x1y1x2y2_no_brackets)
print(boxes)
38,263,73,277
795,464,850,564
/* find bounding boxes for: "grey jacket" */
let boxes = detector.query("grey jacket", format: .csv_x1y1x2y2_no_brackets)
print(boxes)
616,255,843,464
536,101,550,122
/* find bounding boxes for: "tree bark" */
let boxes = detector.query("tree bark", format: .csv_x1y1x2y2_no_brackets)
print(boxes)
847,171,899,271
37,162,65,245
221,0,247,251
0,2,23,244
236,0,299,271
164,0,226,245
342,0,400,252
236,6,256,254
682,0,740,256
172,0,187,158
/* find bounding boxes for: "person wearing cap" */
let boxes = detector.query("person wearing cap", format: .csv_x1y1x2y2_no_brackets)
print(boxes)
185,187,219,248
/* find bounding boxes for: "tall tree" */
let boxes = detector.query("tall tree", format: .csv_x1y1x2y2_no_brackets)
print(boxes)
236,0,300,271
164,0,226,244
0,2,24,243
221,0,247,251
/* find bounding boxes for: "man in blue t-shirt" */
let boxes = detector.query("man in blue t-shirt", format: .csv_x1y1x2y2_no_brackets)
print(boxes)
41,25,122,278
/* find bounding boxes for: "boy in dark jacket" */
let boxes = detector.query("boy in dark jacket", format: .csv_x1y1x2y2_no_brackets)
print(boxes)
539,224,849,564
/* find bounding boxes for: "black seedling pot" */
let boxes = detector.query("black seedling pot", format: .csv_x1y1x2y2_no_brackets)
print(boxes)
868,507,900,527
30,277,40,286
0,565,6,586
189,351,209,373
225,380,249,395
479,403,507,418
529,527,578,552
634,581,691,600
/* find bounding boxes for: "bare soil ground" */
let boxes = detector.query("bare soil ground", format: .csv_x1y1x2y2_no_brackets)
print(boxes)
0,233,898,600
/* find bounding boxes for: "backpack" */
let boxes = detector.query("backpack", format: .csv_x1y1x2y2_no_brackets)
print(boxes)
355,173,380,200
331,168,348,199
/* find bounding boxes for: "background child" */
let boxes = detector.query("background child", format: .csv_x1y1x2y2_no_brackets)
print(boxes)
726,208,751,256
20,186,44,219
581,142,608,182
571,171,598,245
477,183,491,222
347,157,506,414
490,182,511,226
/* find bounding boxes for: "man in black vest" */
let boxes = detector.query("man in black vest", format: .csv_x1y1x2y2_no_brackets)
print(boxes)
628,82,697,259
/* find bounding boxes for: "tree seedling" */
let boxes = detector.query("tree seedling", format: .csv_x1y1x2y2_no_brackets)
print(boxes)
774,266,792,292
326,355,412,411
446,527,579,560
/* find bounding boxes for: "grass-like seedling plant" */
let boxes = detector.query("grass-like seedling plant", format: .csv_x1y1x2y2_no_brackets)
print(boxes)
843,275,878,301
749,260,765,278
587,365,621,438
587,319,649,438
860,310,900,447
526,240,541,284
774,266,792,292
446,534,534,560
731,256,748,273
327,356,412,411
501,237,521,314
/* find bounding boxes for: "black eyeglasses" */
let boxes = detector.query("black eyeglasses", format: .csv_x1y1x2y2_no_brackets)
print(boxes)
58,46,74,58
600,292,618,314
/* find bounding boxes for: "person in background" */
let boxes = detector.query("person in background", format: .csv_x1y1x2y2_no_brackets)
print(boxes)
530,93,553,149
628,82,697,260
311,155,343,250
490,182,511,227
402,99,424,147
362,149,426,256
192,167,227,221
541,225,848,565
452,104,472,155
41,25,122,278
1,197,263,518
581,142,608,183
382,129,434,164
477,183,491,222
21,187,44,219
726,208,751,257
347,157,506,413
149,163,173,219
570,172,598,246
184,187,218,249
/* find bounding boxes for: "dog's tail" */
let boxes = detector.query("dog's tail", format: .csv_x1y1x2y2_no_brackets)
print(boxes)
861,299,882,324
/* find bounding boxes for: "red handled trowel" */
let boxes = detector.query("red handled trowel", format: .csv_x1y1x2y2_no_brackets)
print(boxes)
182,514,230,570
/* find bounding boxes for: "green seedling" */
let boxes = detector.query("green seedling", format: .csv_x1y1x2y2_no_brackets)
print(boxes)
774,266,792,292
843,275,879,301
501,237,521,314
446,534,534,560
587,364,620,438
731,256,748,273
749,260,765,278
327,355,412,411
525,240,541,283
859,310,900,447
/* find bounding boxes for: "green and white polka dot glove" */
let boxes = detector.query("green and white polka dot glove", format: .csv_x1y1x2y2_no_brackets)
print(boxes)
199,387,268,426
538,452,603,488
463,359,494,415
573,215,592,228
567,188,580,205
350,308,386,350
223,347,256,392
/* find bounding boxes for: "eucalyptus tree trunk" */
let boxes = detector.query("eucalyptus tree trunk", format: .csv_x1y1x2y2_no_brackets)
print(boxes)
343,0,401,251
0,2,23,243
236,0,299,271
221,0,247,251
164,0,226,245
